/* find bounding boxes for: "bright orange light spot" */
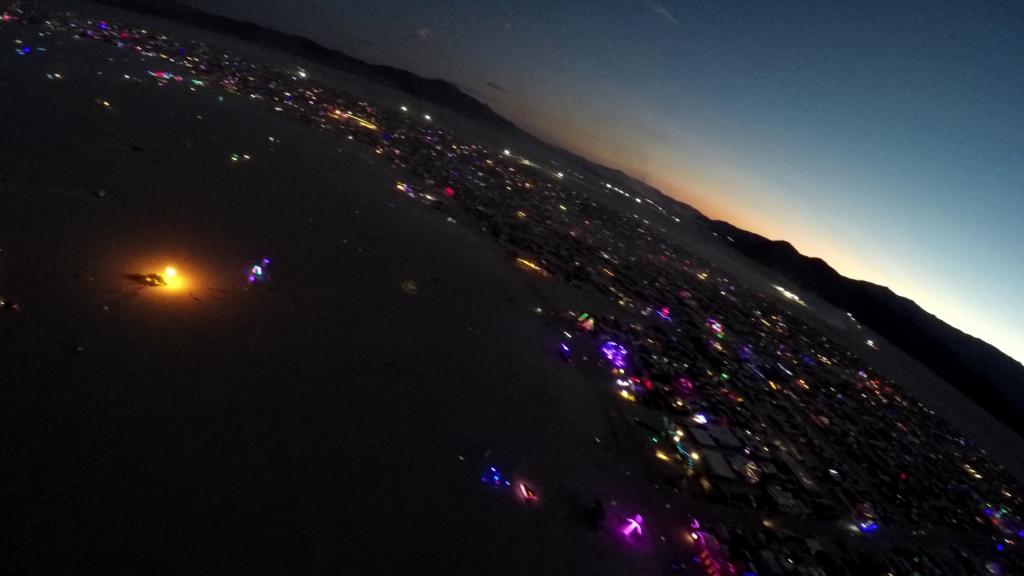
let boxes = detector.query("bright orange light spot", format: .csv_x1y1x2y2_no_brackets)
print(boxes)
160,265,184,290
515,257,549,276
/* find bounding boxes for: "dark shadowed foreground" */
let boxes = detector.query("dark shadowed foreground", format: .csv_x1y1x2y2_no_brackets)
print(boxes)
0,32,660,574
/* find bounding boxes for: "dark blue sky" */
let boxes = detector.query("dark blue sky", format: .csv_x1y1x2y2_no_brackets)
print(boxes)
188,0,1024,362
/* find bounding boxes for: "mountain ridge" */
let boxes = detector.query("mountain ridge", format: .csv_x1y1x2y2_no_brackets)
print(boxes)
709,220,1024,433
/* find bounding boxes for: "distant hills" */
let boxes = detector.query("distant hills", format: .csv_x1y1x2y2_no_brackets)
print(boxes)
708,220,1024,434
99,0,1024,434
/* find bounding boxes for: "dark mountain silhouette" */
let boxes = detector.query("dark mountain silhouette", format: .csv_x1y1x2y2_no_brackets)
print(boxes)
97,0,518,131
101,0,1024,433
708,220,1024,434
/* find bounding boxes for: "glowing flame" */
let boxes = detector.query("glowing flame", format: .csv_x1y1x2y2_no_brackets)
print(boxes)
161,265,184,289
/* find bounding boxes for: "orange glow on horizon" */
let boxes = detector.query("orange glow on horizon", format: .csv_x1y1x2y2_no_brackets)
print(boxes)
491,98,1022,361
653,176,1023,361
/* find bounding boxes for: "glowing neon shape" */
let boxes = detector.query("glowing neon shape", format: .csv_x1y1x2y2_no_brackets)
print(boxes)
622,514,643,537
518,483,538,502
481,466,510,488
601,341,628,369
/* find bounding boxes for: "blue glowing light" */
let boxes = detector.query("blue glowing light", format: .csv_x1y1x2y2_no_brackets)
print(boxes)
480,466,511,488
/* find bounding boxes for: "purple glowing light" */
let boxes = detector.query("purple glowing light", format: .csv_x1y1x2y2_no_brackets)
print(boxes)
601,341,628,369
738,344,753,360
559,342,572,362
692,413,708,425
246,258,271,285
621,514,643,537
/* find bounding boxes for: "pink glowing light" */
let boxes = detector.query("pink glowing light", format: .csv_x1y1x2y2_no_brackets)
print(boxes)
622,514,644,537
518,482,538,502
147,70,183,81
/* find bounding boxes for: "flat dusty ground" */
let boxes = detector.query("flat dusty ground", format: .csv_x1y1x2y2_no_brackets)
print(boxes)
0,24,673,574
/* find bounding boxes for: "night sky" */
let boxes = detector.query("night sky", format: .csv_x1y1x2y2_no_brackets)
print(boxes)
185,0,1024,363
